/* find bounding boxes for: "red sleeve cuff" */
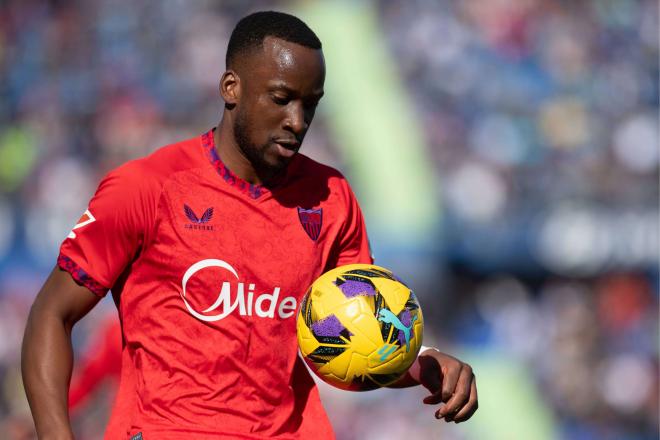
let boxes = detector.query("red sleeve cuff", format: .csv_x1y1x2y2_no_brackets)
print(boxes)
57,254,109,297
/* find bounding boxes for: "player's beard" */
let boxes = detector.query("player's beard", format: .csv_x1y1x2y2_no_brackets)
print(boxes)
233,110,288,183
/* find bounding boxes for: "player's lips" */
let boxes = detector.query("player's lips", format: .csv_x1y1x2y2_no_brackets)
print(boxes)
273,140,300,157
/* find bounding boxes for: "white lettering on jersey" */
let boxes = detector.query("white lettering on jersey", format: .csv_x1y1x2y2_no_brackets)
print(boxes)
67,210,96,239
180,259,297,322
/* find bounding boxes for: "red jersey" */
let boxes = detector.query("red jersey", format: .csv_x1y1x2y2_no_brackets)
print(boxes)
58,130,372,439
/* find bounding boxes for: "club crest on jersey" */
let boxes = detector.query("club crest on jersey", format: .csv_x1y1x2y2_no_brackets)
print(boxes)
67,209,96,239
184,204,214,231
297,207,322,241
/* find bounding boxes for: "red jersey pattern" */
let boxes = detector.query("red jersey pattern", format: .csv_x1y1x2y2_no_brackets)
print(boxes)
59,130,372,439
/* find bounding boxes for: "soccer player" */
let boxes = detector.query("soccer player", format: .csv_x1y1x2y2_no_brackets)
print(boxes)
22,11,478,439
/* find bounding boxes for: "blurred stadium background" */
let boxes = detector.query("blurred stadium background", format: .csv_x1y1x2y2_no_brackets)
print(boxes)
0,0,657,439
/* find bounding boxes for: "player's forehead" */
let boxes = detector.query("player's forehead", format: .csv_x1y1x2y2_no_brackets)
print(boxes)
244,36,325,95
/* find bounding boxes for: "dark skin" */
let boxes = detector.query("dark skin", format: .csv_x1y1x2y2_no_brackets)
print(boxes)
22,269,101,440
21,37,477,439
214,36,325,186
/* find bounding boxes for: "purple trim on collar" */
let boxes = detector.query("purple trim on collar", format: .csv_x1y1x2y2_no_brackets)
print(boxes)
201,130,264,199
57,254,108,297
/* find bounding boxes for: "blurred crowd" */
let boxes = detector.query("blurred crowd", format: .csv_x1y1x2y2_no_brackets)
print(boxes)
0,0,657,439
380,0,659,276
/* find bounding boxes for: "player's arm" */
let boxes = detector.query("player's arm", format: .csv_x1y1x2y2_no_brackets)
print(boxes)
388,347,478,423
22,266,103,439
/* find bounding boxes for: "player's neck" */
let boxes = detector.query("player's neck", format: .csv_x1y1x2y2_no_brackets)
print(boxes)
214,121,265,186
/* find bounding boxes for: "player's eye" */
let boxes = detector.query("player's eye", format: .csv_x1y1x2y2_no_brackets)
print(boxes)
272,95,290,106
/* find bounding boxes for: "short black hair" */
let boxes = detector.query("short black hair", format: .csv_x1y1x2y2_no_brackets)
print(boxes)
226,11,322,68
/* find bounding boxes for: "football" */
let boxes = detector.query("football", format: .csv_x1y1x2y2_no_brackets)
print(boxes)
297,264,424,391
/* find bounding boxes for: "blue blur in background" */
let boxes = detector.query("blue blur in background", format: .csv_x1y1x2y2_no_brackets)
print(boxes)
0,1,657,439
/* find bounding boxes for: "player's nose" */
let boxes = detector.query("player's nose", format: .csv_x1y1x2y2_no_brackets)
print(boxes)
284,101,308,136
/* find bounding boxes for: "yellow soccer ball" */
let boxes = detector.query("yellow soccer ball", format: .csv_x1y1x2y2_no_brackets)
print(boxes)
297,264,424,391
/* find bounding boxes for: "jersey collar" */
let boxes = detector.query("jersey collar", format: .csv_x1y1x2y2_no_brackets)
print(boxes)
201,129,271,199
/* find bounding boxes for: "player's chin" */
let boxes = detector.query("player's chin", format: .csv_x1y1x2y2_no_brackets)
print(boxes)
257,157,291,181
271,157,293,174
267,149,297,170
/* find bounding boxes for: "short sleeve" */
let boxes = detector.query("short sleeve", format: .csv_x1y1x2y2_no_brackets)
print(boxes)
58,162,158,297
333,180,373,267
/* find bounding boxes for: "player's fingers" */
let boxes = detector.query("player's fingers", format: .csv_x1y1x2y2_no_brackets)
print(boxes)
448,374,478,423
439,358,464,403
437,364,473,420
423,392,443,405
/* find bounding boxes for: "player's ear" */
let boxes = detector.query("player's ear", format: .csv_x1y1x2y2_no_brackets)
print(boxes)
220,70,240,108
